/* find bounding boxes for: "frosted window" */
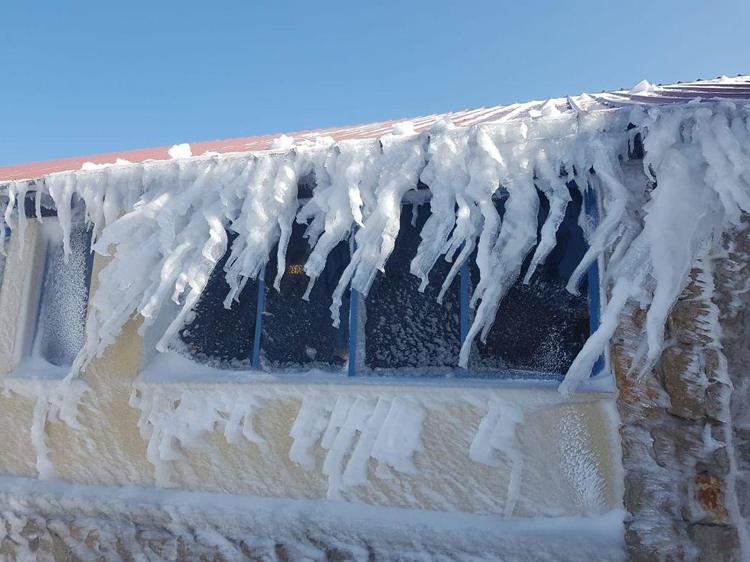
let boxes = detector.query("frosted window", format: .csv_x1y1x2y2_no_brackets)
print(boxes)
32,222,94,367
178,236,258,368
0,230,8,292
261,221,349,368
364,204,461,369
471,187,590,376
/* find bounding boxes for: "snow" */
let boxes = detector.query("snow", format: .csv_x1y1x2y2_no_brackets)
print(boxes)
0,475,626,561
469,401,524,517
130,374,267,486
629,79,656,94
0,99,747,400
168,143,192,159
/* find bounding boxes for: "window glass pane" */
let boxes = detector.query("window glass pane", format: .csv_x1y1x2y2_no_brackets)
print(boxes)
471,187,590,375
0,230,8,292
364,203,461,370
33,222,93,367
178,235,258,369
261,222,349,368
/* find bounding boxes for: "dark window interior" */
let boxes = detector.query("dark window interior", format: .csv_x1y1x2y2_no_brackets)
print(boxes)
364,203,461,369
178,234,258,368
175,184,592,378
261,221,349,368
470,185,590,375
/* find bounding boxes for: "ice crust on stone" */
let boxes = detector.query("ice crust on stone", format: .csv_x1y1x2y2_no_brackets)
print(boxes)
2,101,750,395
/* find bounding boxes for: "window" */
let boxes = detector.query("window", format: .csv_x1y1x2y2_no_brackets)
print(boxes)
363,203,461,370
260,221,349,369
172,183,599,380
177,234,259,369
469,187,591,377
30,220,94,367
176,223,349,371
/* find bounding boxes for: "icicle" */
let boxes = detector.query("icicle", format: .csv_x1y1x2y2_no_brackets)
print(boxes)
222,154,281,306
469,401,524,517
271,151,300,291
459,124,540,366
33,181,43,223
523,144,571,284
3,181,17,256
641,141,723,365
330,125,426,326
46,171,77,259
75,168,107,242
463,126,505,313
0,199,7,257
411,120,470,292
300,142,373,299
565,143,630,294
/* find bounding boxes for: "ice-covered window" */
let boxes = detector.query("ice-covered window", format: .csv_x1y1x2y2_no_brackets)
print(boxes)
469,187,591,377
260,221,349,369
31,221,94,367
363,203,461,370
170,186,596,380
177,234,259,369
0,227,10,294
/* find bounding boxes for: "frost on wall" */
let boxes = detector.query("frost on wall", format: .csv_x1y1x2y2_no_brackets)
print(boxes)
469,401,524,517
289,395,424,498
1,102,749,393
130,384,266,486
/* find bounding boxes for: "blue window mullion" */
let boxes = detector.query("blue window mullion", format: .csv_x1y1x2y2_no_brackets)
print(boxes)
251,268,265,370
347,236,358,377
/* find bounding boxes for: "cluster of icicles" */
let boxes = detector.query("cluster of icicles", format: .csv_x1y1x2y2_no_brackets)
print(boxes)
2,100,749,395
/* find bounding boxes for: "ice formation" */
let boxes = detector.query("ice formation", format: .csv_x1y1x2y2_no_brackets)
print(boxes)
1,100,749,395
469,401,524,517
290,394,424,498
130,384,266,486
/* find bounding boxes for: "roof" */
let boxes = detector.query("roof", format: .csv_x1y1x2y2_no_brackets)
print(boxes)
3,75,750,183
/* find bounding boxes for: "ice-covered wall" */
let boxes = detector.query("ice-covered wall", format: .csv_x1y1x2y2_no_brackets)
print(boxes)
0,235,624,560
0,280,623,562
613,219,750,562
1,98,750,560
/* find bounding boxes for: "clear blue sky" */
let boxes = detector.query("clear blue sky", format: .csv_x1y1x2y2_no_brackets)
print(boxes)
1,0,748,166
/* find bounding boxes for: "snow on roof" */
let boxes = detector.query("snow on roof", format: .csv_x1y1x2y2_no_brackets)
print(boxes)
2,75,749,182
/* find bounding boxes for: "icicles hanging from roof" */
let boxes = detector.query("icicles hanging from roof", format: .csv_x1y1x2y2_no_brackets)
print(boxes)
560,102,750,394
2,100,749,396
330,123,425,326
410,120,470,293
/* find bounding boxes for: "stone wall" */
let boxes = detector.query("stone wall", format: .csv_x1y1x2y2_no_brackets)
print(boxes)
617,222,750,562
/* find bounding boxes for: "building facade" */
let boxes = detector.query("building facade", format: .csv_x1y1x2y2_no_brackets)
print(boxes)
0,76,748,561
